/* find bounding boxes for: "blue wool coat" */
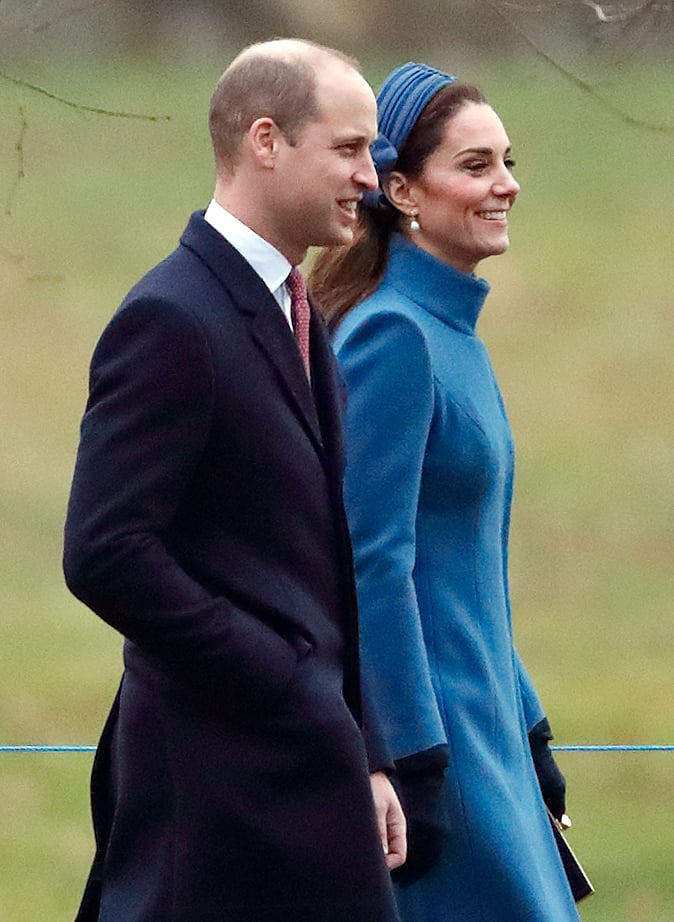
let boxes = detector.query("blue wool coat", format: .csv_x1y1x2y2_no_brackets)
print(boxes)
334,235,580,921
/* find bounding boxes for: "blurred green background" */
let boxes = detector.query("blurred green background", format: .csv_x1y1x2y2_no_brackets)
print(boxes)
1,2,673,920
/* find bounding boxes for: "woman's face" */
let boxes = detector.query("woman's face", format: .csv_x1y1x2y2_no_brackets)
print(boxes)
402,102,520,274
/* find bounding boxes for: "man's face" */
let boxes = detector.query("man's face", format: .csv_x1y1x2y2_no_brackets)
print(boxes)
270,62,378,264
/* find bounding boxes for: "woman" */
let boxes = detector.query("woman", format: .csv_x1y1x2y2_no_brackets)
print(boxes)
310,63,581,921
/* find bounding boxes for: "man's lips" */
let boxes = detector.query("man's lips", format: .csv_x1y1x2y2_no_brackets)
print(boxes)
337,199,359,218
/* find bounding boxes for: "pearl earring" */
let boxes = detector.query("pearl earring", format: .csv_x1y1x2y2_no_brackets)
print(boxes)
409,213,420,232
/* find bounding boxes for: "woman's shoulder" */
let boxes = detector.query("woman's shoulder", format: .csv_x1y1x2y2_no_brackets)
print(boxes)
333,284,427,353
332,288,434,390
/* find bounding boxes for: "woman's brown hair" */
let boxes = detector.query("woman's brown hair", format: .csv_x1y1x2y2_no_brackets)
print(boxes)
309,81,487,331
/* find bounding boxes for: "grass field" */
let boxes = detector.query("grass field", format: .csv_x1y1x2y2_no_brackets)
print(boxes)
1,49,673,921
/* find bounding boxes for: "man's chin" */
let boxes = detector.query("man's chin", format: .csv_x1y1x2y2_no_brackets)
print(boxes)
306,222,354,251
327,225,355,248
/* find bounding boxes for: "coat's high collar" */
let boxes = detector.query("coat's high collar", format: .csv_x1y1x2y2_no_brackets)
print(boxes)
385,234,490,336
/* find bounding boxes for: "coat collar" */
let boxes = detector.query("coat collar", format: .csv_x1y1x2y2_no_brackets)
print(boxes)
386,234,490,336
179,211,328,460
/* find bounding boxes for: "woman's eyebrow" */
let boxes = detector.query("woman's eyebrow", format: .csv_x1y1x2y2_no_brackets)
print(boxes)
458,145,512,155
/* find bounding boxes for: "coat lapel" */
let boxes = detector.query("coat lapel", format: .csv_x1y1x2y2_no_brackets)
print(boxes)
180,212,324,456
308,301,345,485
248,305,324,455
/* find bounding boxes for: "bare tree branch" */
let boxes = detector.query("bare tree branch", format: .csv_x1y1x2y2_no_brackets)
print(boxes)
1,0,111,38
497,0,672,18
582,0,672,23
0,3,170,213
5,104,27,216
497,1,568,10
484,0,674,132
0,70,171,121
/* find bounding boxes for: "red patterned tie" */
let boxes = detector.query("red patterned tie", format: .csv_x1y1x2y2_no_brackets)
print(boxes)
287,267,311,376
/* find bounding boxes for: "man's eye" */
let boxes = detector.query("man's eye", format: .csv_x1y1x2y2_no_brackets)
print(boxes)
505,157,516,170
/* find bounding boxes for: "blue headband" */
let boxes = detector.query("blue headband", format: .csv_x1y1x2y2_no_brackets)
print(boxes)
377,62,457,156
364,62,457,210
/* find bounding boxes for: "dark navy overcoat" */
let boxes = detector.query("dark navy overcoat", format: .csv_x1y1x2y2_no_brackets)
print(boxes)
64,212,398,922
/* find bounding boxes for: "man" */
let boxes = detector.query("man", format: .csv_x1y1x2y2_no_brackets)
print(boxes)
64,39,404,922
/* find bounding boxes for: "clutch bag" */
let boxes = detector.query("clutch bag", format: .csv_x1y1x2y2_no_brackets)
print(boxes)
547,807,595,903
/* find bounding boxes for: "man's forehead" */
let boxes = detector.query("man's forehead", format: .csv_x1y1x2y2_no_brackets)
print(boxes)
315,65,375,113
315,57,366,89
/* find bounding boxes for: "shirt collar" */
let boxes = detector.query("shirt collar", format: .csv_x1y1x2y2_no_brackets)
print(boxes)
204,199,292,296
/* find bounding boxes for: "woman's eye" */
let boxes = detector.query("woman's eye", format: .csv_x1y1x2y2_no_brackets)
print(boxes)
505,157,516,171
464,161,487,173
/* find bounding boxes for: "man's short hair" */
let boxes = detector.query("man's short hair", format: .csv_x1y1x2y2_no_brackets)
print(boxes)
208,41,359,174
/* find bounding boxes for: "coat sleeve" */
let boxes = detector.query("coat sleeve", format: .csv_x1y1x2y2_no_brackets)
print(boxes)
63,296,303,711
515,649,545,731
335,309,448,760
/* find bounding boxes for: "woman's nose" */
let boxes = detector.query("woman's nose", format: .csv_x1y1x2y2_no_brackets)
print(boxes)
494,166,520,198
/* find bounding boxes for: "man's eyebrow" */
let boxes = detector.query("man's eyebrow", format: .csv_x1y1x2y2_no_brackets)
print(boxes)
332,131,374,145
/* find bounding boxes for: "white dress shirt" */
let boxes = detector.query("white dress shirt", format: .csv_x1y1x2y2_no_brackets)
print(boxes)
204,199,294,327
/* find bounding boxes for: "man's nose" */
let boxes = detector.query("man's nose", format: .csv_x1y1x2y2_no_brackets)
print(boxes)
355,150,379,191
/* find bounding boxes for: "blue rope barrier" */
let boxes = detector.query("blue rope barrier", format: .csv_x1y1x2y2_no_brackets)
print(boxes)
0,745,97,752
1,744,674,753
553,745,674,752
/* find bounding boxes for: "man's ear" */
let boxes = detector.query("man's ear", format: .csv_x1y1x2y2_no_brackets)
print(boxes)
248,117,281,169
385,171,418,214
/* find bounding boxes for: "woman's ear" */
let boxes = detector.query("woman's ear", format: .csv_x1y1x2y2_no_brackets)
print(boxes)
385,171,418,214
